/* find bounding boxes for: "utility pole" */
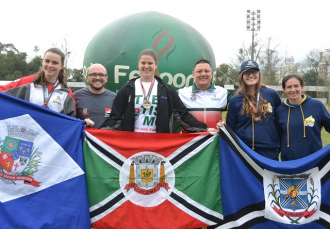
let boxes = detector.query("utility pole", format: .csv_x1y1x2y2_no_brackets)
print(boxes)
246,10,261,61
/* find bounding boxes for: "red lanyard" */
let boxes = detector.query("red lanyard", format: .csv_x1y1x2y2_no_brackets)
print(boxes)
140,79,155,102
43,80,59,108
247,90,260,113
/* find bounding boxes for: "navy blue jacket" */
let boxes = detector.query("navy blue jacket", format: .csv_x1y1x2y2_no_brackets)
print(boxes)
275,95,330,161
227,87,282,158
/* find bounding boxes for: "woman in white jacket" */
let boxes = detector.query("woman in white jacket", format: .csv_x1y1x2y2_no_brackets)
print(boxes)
4,48,75,116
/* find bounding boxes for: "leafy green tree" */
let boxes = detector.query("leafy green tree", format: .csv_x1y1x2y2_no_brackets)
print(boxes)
67,68,84,91
0,42,42,80
303,70,318,97
301,49,326,97
0,49,28,80
215,64,239,87
27,56,42,74
67,68,84,82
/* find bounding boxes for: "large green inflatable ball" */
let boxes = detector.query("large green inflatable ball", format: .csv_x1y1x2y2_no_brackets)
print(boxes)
83,11,216,93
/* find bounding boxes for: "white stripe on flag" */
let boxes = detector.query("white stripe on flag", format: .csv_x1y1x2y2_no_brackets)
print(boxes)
85,131,126,170
221,126,263,176
319,211,330,223
167,135,216,170
90,189,126,223
215,210,265,229
167,187,223,225
319,158,330,179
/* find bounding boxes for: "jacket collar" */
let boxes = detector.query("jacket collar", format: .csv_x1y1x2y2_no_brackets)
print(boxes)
192,82,216,93
284,94,307,107
129,76,166,86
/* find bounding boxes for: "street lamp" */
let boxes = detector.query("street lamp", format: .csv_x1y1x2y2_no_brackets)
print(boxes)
246,10,261,61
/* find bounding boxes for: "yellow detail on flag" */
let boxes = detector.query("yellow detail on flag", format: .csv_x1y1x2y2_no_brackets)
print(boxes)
141,169,153,182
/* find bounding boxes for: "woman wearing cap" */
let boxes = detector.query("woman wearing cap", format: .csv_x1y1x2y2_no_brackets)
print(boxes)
101,49,217,133
275,74,330,161
226,60,282,160
4,48,75,116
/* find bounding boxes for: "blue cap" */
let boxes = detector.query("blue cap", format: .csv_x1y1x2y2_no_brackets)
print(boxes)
239,60,260,74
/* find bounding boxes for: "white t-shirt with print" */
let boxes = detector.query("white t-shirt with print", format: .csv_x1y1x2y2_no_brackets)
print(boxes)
134,79,158,133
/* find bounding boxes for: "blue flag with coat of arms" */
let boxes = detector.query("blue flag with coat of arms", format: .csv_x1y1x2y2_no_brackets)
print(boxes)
211,125,330,229
0,92,90,228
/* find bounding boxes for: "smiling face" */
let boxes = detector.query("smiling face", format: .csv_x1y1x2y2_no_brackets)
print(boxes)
242,69,260,89
284,77,303,104
42,52,64,82
138,55,157,82
87,64,108,94
193,63,212,90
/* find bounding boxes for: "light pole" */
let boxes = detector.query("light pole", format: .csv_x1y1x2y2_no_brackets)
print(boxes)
246,10,261,61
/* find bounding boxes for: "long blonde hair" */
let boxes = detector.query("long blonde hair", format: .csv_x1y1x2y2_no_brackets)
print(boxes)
236,71,268,118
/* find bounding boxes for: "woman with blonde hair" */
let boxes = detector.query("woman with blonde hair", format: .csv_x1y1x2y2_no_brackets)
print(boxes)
226,60,282,159
4,48,75,116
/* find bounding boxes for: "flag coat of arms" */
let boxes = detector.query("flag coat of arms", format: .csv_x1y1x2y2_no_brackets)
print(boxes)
83,129,223,229
0,92,90,228
210,126,330,229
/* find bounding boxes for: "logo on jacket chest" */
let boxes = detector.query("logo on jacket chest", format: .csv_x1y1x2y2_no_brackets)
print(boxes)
304,116,315,127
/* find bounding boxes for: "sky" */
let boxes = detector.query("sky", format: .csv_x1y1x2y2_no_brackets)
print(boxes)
1,0,329,69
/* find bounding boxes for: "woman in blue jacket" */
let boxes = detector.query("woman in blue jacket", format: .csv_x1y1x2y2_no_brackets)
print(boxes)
275,74,330,161
226,60,282,160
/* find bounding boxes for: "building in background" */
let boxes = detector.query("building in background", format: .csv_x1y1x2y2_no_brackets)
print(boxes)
278,56,299,79
319,49,330,79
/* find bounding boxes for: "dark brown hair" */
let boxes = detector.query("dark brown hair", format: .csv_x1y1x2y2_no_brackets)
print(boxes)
138,49,159,78
33,48,67,87
194,59,212,69
282,74,304,89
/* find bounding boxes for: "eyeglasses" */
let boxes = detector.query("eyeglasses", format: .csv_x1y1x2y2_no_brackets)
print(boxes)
243,70,259,77
88,73,107,78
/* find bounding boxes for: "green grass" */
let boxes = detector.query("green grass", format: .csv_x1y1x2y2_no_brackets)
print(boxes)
322,128,330,147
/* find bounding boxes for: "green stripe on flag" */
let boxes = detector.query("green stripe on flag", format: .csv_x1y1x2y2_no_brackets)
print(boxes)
83,141,120,206
174,137,222,213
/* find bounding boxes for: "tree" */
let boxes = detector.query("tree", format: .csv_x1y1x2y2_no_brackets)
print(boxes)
0,46,28,80
258,37,282,85
231,36,282,86
67,68,84,91
215,63,239,87
0,42,42,80
235,35,263,64
302,49,321,74
33,46,40,56
301,49,323,97
302,70,325,98
52,35,72,76
27,56,42,74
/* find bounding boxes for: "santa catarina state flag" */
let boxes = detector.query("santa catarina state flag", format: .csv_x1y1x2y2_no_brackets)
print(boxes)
210,125,330,229
84,129,223,229
0,92,90,228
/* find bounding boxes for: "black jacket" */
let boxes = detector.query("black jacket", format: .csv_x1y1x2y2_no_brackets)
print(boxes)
100,77,208,133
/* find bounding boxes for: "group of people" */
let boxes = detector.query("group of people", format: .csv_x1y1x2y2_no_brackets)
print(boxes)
223,60,330,161
2,48,330,161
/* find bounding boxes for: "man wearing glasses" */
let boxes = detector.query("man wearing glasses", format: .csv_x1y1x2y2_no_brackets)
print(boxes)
74,64,116,128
